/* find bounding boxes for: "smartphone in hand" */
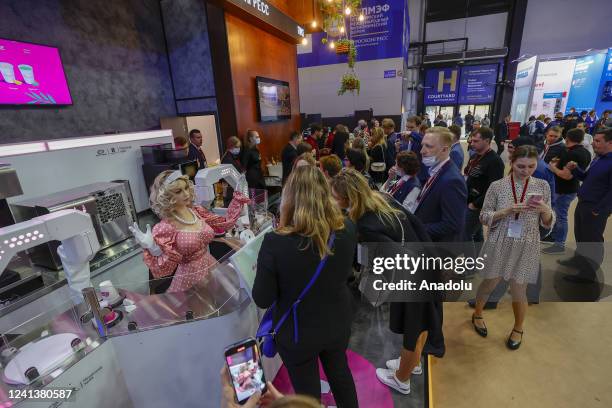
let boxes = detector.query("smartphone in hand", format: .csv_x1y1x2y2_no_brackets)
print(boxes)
526,192,543,205
225,338,267,405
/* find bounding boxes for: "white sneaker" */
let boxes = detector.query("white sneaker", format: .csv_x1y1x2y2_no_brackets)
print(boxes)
385,358,423,375
376,368,411,394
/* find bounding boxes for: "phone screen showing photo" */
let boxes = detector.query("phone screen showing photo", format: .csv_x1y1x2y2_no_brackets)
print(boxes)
225,339,266,404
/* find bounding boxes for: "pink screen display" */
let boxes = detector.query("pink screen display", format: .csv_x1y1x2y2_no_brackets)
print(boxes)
0,39,72,105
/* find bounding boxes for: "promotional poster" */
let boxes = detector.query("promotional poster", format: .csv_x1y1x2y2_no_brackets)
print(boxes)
0,39,72,105
458,64,499,104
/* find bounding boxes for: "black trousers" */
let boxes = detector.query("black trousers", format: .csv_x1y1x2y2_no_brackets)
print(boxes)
278,341,358,408
571,201,608,278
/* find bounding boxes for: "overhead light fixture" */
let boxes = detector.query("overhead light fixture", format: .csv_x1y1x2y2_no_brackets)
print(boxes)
358,14,365,22
339,26,345,33
329,41,335,49
345,7,351,15
311,20,317,28
302,37,308,45
327,0,332,3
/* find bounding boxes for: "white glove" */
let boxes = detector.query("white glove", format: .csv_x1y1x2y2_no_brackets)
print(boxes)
128,223,162,256
57,245,92,305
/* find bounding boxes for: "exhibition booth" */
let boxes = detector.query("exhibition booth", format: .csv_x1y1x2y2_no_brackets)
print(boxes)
0,129,280,407
510,47,612,124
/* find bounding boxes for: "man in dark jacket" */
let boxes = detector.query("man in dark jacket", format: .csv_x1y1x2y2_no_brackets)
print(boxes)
463,127,505,256
540,126,566,163
281,131,302,184
187,129,207,169
495,114,510,156
543,128,592,253
545,111,564,132
464,111,474,134
414,127,467,242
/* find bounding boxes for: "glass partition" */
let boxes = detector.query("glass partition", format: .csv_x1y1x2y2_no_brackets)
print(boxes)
0,298,100,405
87,257,249,337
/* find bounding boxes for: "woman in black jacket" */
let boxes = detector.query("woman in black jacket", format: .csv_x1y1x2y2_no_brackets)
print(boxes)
331,169,443,396
221,136,245,207
242,129,266,189
253,166,358,407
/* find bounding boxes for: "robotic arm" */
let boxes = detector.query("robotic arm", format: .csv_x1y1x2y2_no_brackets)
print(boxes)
194,164,249,207
0,210,99,304
194,164,250,226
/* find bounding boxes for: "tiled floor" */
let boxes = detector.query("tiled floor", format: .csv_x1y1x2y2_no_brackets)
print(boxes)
348,292,425,408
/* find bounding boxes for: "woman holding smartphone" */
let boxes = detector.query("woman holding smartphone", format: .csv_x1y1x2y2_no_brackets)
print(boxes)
471,145,554,350
253,166,358,407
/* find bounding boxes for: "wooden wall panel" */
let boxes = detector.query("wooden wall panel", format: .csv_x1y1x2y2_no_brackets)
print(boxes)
225,12,301,165
267,0,317,26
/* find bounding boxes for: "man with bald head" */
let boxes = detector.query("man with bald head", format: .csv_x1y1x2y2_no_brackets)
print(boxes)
413,126,468,242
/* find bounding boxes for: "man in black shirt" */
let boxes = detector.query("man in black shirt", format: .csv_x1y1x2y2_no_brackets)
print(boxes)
463,127,505,257
281,131,302,184
543,128,592,253
540,126,566,163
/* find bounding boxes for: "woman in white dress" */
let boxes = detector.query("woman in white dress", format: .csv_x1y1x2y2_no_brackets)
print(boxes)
471,145,555,350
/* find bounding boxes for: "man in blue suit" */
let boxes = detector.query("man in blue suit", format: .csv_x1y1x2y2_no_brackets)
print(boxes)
414,127,468,242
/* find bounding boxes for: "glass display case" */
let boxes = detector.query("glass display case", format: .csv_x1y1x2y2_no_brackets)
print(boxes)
0,253,259,407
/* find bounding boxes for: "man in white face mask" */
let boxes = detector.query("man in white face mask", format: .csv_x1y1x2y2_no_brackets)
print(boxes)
413,127,468,242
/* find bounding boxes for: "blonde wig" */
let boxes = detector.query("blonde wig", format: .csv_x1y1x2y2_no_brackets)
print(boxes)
278,166,345,258
149,170,195,219
330,168,402,227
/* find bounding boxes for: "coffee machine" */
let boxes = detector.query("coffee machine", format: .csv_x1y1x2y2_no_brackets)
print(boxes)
141,143,198,195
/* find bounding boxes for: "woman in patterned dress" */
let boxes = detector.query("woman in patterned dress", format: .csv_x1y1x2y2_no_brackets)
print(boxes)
471,145,555,350
135,170,250,293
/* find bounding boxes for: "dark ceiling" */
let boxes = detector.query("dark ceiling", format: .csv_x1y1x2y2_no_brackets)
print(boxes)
426,0,513,22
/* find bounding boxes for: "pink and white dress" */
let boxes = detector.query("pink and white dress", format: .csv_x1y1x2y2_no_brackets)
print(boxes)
143,192,251,293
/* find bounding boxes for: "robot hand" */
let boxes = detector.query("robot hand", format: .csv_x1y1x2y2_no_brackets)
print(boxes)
128,223,162,256
57,245,92,304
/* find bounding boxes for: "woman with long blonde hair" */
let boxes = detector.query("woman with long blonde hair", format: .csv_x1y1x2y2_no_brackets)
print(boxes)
252,166,358,407
330,169,442,396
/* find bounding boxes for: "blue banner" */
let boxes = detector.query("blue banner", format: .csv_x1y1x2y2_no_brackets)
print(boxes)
457,64,498,104
297,0,405,68
424,67,460,105
595,48,612,114
544,92,564,99
566,53,606,114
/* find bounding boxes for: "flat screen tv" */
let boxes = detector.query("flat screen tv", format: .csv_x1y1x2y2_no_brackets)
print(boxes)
0,39,72,105
256,76,291,122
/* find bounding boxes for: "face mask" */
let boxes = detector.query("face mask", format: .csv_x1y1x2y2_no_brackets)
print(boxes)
422,156,438,167
254,137,261,145
396,168,405,177
230,147,241,155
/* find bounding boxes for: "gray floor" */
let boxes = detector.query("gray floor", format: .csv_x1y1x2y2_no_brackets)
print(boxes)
348,292,425,408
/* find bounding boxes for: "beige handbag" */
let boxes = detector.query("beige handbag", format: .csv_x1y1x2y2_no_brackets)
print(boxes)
369,144,386,172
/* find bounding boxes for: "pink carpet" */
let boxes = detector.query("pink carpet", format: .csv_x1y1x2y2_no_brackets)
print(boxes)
272,350,394,407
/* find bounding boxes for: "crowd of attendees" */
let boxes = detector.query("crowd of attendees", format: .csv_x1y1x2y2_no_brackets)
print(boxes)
216,108,611,407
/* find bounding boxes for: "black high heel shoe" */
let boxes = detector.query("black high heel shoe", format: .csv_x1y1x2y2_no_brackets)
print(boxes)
472,314,487,337
506,329,523,350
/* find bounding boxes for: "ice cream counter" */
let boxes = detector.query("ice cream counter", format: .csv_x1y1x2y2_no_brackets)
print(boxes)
0,232,277,408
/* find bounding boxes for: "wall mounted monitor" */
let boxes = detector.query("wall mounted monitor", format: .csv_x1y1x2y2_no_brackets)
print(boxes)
255,76,291,122
0,39,72,105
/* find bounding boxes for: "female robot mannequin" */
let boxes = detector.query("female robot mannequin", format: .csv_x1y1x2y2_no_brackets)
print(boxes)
130,170,250,293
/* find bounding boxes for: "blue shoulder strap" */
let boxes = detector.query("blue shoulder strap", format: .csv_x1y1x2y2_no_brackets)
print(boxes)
271,233,336,339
